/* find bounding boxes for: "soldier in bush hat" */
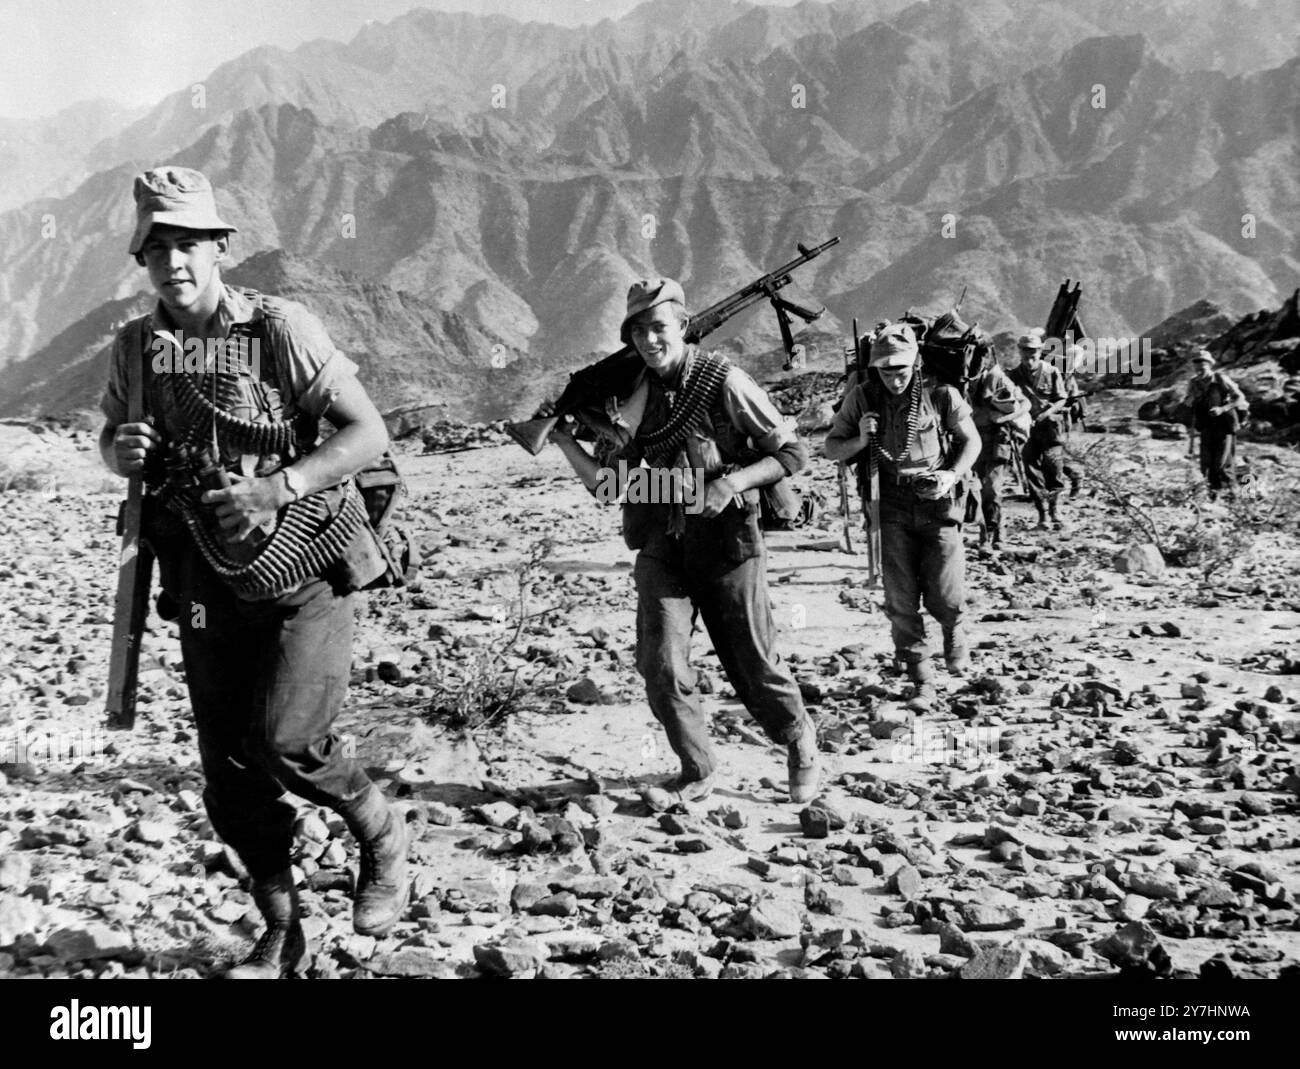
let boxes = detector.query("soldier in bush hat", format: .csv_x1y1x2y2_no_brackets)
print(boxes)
824,321,981,706
541,276,820,805
966,344,1029,549
1183,348,1248,498
99,166,408,977
1008,331,1070,529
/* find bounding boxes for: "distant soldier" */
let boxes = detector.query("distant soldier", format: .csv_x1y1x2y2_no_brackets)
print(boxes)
1060,342,1086,498
824,323,981,704
1183,349,1248,498
540,278,820,804
99,167,408,978
967,347,1029,549
1008,332,1069,529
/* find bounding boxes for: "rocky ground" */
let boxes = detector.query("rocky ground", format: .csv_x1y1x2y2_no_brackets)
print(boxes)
1,393,1299,981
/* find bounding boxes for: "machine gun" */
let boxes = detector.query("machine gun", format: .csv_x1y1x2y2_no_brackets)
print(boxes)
505,237,840,454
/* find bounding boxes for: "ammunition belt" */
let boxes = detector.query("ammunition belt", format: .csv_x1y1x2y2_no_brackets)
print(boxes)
148,316,359,598
640,352,731,467
168,366,299,456
172,478,367,600
869,373,922,466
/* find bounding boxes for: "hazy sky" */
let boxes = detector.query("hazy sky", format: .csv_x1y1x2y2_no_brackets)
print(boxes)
0,0,730,120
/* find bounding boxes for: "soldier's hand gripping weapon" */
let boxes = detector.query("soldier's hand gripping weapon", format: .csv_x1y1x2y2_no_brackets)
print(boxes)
106,350,153,731
856,322,882,587
505,238,841,454
837,318,881,584
837,326,857,555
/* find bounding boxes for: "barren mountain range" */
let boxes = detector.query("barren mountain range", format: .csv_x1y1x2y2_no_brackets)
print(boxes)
0,0,1296,421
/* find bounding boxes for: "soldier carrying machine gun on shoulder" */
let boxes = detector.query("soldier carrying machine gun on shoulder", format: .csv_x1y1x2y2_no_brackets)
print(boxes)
509,238,840,806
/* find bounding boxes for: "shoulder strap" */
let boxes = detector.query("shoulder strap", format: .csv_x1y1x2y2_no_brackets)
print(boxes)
126,318,145,423
863,373,882,414
126,314,157,423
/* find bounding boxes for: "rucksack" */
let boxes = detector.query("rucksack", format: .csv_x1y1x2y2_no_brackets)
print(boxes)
897,307,990,394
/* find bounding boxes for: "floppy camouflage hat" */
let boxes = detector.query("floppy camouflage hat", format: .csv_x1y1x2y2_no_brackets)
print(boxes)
128,166,237,256
620,277,687,344
867,323,919,368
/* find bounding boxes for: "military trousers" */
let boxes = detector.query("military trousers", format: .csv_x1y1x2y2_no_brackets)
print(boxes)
170,542,372,881
1199,429,1236,493
1022,423,1066,508
974,424,1014,530
633,509,805,781
878,483,966,665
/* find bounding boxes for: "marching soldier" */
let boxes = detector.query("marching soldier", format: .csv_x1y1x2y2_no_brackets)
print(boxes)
967,347,1029,549
1060,342,1086,498
1008,332,1070,529
1183,349,1249,498
824,323,981,705
541,278,820,804
99,167,409,977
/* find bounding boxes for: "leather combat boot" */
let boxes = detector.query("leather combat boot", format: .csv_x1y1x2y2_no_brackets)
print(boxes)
1048,496,1066,531
667,769,718,804
944,629,971,676
905,659,937,711
787,716,821,805
338,785,410,937
224,870,308,979
989,522,1002,550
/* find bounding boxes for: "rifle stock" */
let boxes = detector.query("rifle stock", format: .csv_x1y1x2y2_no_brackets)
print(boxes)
106,482,152,730
504,416,558,456
836,463,855,554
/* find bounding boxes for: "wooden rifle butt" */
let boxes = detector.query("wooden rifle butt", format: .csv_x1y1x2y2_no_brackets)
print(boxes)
105,475,153,731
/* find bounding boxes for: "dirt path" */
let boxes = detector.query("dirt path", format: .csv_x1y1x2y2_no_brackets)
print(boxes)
0,413,1297,979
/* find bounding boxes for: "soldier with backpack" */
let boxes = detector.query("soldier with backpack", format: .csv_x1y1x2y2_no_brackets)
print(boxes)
1059,342,1086,498
1008,332,1070,529
967,348,1030,549
824,323,981,706
98,167,410,977
1183,349,1249,498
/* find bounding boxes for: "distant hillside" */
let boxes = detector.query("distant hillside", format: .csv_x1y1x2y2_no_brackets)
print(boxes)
1,0,1297,422
0,99,144,212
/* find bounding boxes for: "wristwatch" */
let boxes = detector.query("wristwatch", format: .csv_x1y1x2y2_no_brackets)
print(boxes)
280,465,306,502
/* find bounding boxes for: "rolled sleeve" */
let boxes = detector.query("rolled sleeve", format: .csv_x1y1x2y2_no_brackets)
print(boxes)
939,386,972,429
720,366,808,476
720,367,796,452
269,304,360,420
